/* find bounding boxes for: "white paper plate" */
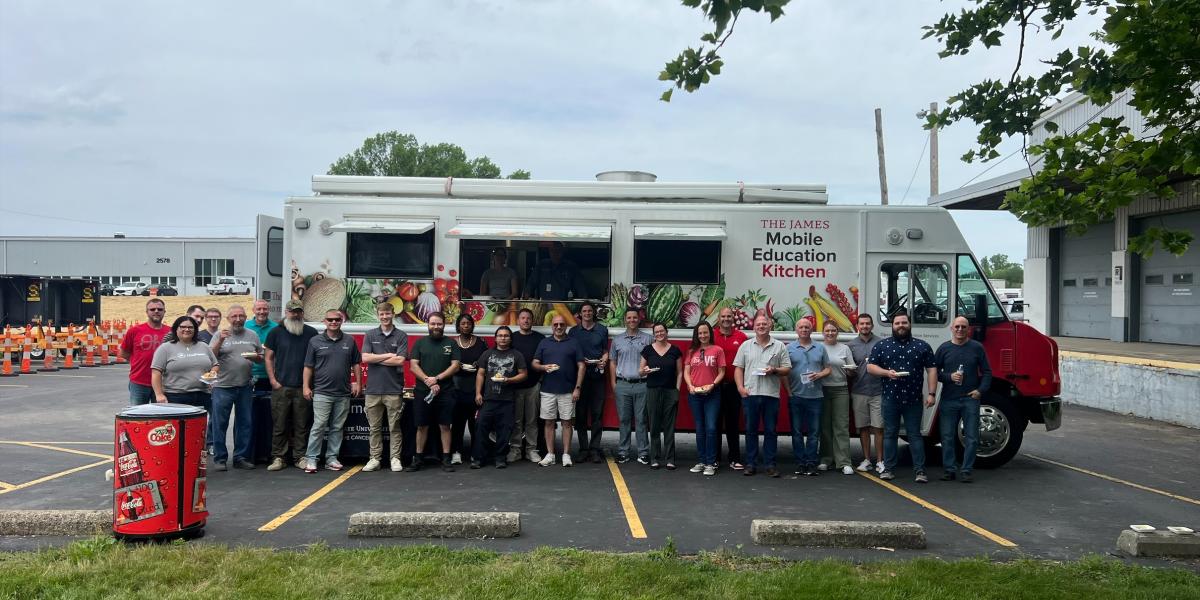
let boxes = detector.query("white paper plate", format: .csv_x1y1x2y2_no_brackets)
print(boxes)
1129,524,1156,533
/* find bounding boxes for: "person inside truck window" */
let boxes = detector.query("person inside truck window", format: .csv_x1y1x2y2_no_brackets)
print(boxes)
479,248,519,299
523,242,588,301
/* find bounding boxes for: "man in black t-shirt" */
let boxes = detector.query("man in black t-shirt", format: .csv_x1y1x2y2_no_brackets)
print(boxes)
471,327,527,468
508,308,546,463
264,300,319,470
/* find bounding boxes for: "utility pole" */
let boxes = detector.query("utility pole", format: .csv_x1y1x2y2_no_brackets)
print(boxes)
875,108,889,205
928,101,939,197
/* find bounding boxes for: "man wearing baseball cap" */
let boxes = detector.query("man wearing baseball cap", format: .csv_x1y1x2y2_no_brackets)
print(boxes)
263,300,319,471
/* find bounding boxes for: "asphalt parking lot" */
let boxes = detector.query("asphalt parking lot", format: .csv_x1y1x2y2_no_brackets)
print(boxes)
1,365,1197,566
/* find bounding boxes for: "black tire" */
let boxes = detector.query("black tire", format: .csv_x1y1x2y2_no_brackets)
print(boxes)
968,393,1026,469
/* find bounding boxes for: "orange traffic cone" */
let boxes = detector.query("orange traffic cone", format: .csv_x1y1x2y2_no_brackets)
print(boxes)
81,338,97,368
18,328,35,374
61,336,78,370
37,327,58,372
0,340,17,377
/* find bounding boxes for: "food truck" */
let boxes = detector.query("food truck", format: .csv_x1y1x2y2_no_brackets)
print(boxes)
271,173,1061,467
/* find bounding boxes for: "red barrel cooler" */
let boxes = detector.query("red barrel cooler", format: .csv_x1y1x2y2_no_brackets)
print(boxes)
113,403,208,540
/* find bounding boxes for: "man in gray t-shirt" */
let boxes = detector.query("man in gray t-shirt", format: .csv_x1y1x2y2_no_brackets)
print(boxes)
208,305,264,471
844,314,884,472
302,310,363,473
360,303,409,472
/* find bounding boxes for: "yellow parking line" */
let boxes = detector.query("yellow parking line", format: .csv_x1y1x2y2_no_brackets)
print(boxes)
258,466,362,532
0,384,29,388
14,442,110,460
605,458,647,539
0,459,110,496
1025,454,1200,506
0,481,13,490
856,472,1017,548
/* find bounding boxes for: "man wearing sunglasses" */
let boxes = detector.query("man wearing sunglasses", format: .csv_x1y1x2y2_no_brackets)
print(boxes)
301,309,362,473
119,298,170,405
933,316,993,483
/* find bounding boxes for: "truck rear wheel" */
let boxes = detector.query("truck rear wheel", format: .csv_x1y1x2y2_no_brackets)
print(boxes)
965,393,1025,469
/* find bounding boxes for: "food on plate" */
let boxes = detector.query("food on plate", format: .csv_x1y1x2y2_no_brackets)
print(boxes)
491,373,506,382
240,351,259,359
461,364,477,372
544,364,560,372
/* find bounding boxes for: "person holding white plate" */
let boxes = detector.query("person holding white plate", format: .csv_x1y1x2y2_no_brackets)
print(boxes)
866,309,937,483
816,321,854,475
785,317,829,476
732,314,792,477
684,322,725,476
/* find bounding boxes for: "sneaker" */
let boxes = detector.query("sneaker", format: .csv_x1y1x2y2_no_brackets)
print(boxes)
404,458,422,472
703,465,717,476
234,458,256,470
876,462,886,474
539,454,556,467
940,471,956,481
304,459,317,473
469,460,481,469
960,472,974,483
267,458,286,471
295,458,308,470
650,462,660,470
562,454,573,467
636,456,649,465
766,467,780,478
617,455,630,464
496,460,507,469
391,458,403,472
451,452,462,465
856,459,872,472
442,457,455,472
841,465,854,475
689,463,704,473
363,458,381,472
591,449,603,464
507,448,521,463
326,459,343,471
666,463,677,471
793,468,804,476
730,461,744,471
743,467,756,476
527,450,542,463
879,470,895,480
915,471,928,484
816,463,829,472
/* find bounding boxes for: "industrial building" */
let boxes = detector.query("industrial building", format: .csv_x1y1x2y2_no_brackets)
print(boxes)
0,236,257,296
931,91,1200,348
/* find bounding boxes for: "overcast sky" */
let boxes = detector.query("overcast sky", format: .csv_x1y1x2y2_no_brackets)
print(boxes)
0,1,1103,262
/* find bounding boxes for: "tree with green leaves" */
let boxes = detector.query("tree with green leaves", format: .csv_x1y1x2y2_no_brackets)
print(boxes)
663,0,1199,256
981,254,1025,287
329,131,531,180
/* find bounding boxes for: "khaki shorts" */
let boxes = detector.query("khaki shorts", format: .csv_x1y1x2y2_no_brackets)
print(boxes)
540,392,575,421
852,393,883,429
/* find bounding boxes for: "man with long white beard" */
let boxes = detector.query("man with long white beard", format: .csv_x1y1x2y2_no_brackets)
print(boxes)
209,305,264,471
264,300,319,471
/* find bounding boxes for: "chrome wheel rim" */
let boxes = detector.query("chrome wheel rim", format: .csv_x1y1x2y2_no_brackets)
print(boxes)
960,404,1010,458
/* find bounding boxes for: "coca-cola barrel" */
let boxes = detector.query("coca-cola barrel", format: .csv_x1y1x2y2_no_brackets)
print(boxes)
113,403,208,540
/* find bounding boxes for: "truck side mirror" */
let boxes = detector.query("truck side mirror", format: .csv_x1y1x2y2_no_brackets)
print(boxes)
972,293,988,341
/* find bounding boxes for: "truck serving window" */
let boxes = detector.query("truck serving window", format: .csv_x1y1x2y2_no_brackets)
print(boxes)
634,239,721,285
879,262,949,326
955,254,1007,324
347,230,435,279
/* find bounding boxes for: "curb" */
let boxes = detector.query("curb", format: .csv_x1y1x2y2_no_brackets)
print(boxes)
1117,530,1200,557
0,510,109,536
751,519,926,549
348,511,520,538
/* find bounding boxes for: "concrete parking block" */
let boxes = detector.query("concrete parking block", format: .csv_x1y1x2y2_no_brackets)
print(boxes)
347,511,520,539
0,510,109,536
751,519,926,549
1117,530,1200,557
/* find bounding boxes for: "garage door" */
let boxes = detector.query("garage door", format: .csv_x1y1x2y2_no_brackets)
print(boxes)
1138,210,1200,345
1058,223,1113,339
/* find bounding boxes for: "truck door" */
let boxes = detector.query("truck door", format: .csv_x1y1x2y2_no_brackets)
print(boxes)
255,214,285,320
868,254,953,435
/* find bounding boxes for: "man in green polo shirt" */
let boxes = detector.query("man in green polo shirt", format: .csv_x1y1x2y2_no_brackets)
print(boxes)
407,312,461,472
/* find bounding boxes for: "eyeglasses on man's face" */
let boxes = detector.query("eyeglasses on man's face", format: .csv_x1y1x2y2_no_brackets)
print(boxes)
325,318,343,323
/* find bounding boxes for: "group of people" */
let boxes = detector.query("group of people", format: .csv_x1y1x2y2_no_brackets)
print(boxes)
120,295,992,483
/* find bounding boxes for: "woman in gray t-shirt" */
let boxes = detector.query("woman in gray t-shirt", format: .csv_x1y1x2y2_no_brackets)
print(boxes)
818,322,856,473
479,248,518,299
151,316,218,406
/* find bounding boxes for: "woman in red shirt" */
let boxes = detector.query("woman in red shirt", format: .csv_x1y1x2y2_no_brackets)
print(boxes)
683,322,725,476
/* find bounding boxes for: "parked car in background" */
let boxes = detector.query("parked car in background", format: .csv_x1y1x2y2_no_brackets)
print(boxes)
113,281,149,296
206,277,251,295
143,284,179,296
99,284,115,296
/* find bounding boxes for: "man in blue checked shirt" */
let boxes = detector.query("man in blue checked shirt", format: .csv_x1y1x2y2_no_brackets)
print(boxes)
867,310,938,484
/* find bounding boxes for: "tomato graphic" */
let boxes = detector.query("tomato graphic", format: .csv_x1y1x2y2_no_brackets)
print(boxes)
433,278,448,293
464,302,485,322
447,280,460,296
397,282,419,302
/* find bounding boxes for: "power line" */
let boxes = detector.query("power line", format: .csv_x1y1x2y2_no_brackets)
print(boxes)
899,132,931,204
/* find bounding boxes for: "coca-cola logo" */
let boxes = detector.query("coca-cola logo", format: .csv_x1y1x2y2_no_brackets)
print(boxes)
147,424,176,446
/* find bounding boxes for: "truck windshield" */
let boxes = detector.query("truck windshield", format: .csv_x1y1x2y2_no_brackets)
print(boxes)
956,254,1007,324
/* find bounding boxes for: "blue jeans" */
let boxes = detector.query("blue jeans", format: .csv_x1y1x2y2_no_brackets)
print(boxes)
883,397,927,473
211,384,253,463
742,394,779,468
306,393,350,462
688,391,721,465
615,380,649,459
939,395,980,474
788,395,823,467
129,382,155,405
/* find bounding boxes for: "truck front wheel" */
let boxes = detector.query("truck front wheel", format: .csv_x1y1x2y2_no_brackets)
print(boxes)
967,393,1026,469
